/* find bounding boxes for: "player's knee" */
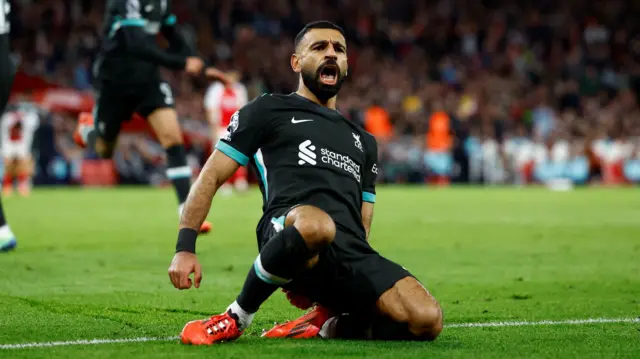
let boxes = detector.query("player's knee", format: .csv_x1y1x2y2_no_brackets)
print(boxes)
407,304,443,341
158,131,183,149
148,109,183,148
292,210,335,251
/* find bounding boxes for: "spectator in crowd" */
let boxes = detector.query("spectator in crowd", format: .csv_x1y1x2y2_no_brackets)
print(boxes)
5,0,640,186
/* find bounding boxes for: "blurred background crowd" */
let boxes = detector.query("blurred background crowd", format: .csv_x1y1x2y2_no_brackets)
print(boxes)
4,0,640,188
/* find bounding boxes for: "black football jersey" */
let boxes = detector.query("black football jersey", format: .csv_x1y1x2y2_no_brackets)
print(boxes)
94,0,191,85
0,0,14,95
216,93,379,241
0,0,11,60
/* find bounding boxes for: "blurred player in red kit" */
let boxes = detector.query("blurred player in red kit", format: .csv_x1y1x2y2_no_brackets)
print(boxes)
1,99,40,197
203,70,249,195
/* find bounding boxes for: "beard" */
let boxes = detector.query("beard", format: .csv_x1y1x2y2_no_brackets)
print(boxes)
301,61,346,103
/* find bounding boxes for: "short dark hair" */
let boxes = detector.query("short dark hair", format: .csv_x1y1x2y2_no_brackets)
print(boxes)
294,21,345,51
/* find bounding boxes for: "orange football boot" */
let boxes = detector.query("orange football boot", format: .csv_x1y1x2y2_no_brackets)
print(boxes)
199,221,212,234
262,305,332,339
180,311,243,345
73,112,94,148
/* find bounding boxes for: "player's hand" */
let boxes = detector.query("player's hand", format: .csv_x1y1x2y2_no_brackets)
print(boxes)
204,67,232,86
282,289,314,310
168,252,203,290
184,57,205,76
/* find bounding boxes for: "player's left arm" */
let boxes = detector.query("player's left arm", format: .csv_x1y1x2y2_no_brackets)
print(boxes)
361,134,379,241
160,1,195,56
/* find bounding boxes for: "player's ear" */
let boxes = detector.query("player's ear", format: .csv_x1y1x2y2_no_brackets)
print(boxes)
291,54,301,73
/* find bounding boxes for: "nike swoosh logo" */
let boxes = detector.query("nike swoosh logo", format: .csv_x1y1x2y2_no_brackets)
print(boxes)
291,117,313,124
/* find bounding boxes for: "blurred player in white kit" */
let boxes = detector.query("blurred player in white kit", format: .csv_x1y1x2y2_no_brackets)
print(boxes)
203,70,249,195
1,101,39,197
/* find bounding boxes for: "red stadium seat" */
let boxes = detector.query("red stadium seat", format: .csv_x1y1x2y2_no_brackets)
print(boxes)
81,160,118,186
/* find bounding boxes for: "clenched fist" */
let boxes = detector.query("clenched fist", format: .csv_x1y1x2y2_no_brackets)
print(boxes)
168,252,202,290
184,57,204,76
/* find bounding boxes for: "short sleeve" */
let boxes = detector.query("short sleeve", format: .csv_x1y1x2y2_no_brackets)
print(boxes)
112,0,142,19
215,97,267,167
108,0,146,37
362,134,379,203
161,0,177,26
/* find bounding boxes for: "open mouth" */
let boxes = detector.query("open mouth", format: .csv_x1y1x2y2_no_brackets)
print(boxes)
319,64,339,85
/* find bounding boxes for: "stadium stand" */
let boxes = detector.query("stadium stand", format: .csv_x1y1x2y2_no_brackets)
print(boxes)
4,0,640,187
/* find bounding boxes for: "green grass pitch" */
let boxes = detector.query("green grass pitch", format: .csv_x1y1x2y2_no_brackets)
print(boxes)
0,186,638,358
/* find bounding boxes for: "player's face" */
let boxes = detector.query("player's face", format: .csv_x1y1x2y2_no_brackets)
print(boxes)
293,29,348,102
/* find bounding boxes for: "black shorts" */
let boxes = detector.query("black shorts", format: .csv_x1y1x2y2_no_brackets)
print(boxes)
256,205,412,315
93,80,175,142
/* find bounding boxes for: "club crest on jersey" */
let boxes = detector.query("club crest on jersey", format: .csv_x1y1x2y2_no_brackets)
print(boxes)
222,111,239,141
353,133,363,152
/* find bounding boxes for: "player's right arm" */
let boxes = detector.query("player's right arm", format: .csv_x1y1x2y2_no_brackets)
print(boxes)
110,0,201,71
168,150,240,290
169,97,269,290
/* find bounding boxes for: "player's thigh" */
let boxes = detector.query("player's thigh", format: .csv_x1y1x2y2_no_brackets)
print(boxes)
137,81,181,147
323,245,410,314
3,155,17,173
256,204,319,250
375,271,443,339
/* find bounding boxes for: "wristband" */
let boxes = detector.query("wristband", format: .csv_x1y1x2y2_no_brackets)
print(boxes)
176,228,198,254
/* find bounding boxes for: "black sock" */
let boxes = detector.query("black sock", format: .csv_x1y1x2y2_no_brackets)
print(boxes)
165,144,191,206
236,226,312,313
0,196,7,227
235,266,278,314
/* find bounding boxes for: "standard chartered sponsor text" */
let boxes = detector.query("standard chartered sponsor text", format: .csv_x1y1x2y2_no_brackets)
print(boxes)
320,148,361,182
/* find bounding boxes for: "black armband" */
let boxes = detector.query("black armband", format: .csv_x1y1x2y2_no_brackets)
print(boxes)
176,228,198,254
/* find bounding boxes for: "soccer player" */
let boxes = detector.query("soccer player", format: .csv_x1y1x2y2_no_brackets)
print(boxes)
0,0,18,251
1,99,39,197
73,0,227,232
203,70,249,195
168,21,443,344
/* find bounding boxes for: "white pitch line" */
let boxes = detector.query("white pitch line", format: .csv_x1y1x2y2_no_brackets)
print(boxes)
445,317,640,328
0,336,179,350
0,317,638,350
